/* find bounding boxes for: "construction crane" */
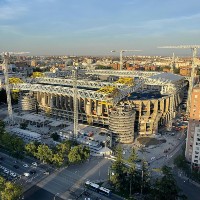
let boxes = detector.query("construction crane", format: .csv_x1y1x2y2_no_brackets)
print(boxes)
72,67,78,139
2,52,13,122
170,53,175,73
111,49,141,70
1,52,29,123
158,45,200,115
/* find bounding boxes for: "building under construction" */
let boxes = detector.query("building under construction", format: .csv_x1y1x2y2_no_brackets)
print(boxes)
11,69,188,143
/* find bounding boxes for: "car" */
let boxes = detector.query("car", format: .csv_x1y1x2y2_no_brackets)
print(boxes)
13,165,19,169
10,172,17,177
23,172,30,177
32,162,37,167
151,157,156,161
23,164,29,168
29,170,36,175
43,171,50,175
4,169,9,174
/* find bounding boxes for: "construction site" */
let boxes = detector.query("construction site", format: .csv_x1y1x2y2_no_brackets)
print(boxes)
1,46,199,145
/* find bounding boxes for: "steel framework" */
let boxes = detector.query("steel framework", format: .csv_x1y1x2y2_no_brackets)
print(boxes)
31,77,126,89
85,69,161,77
158,45,200,113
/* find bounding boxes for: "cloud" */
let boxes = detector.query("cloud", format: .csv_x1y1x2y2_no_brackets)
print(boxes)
0,0,28,20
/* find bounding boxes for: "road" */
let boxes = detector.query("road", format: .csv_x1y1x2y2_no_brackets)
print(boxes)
35,157,113,200
0,151,54,192
175,175,200,200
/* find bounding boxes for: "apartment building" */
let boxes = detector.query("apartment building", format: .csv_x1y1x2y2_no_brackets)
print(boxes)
185,84,200,169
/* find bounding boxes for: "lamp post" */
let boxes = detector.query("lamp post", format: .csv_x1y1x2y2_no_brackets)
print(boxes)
111,49,141,70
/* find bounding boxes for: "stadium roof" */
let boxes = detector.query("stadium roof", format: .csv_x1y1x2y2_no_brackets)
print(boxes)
149,72,184,83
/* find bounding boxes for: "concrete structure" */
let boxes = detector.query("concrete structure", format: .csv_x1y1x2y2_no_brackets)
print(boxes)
11,69,188,143
185,84,200,169
109,106,135,143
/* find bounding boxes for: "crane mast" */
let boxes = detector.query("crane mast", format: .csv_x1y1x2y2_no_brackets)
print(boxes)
72,67,78,139
2,52,13,122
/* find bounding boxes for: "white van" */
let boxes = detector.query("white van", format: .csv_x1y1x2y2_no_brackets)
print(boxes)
24,172,30,177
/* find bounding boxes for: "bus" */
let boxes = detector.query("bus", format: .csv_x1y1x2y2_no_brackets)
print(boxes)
85,181,100,191
99,186,111,197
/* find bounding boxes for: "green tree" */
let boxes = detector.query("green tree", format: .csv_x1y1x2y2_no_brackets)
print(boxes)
68,146,82,163
25,142,37,156
174,154,188,171
110,159,126,191
57,140,71,156
151,166,180,200
51,132,60,141
0,176,5,192
52,153,64,167
35,144,53,163
1,181,22,200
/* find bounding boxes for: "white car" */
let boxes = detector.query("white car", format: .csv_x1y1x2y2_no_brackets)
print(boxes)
10,172,17,177
23,172,30,177
32,162,37,167
4,169,9,174
23,164,29,168
151,157,156,161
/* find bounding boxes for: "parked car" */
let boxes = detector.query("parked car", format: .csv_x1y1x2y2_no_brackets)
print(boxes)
32,162,37,167
23,172,30,177
43,171,50,175
23,164,29,168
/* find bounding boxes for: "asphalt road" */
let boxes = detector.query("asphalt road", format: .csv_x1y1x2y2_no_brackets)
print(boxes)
0,151,54,192
175,175,200,200
24,186,63,200
36,157,112,200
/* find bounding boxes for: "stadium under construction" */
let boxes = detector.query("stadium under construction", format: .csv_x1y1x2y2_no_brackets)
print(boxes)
10,69,190,144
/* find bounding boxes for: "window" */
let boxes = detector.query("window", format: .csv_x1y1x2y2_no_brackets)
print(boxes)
195,95,198,98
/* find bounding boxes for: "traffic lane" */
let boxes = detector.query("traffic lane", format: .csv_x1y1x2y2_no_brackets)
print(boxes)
0,152,38,175
175,175,200,200
0,152,49,185
24,185,64,200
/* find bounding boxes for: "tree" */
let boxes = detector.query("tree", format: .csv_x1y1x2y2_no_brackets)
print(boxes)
51,132,60,141
0,176,5,192
25,142,37,156
35,144,53,163
68,146,82,163
174,154,188,171
151,166,180,200
1,181,22,200
52,153,64,167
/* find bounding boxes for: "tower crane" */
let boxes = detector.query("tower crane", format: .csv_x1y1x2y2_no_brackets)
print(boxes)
158,45,200,115
1,52,29,123
72,67,78,139
111,49,141,70
170,52,175,73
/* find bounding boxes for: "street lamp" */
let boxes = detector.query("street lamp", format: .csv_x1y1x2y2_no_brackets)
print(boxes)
54,193,59,200
111,49,141,70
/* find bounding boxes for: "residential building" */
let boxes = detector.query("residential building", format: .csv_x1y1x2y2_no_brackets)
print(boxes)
185,84,200,169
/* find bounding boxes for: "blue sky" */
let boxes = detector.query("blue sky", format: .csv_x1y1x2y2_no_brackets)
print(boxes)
0,0,200,56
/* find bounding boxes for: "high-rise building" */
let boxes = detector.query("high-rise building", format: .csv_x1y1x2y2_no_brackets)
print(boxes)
185,84,200,169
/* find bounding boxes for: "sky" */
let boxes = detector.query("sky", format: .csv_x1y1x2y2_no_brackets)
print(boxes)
0,0,200,56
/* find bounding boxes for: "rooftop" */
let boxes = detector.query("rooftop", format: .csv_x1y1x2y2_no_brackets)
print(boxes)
149,72,184,83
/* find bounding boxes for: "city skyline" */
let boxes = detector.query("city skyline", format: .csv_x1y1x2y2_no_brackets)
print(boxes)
0,0,200,56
